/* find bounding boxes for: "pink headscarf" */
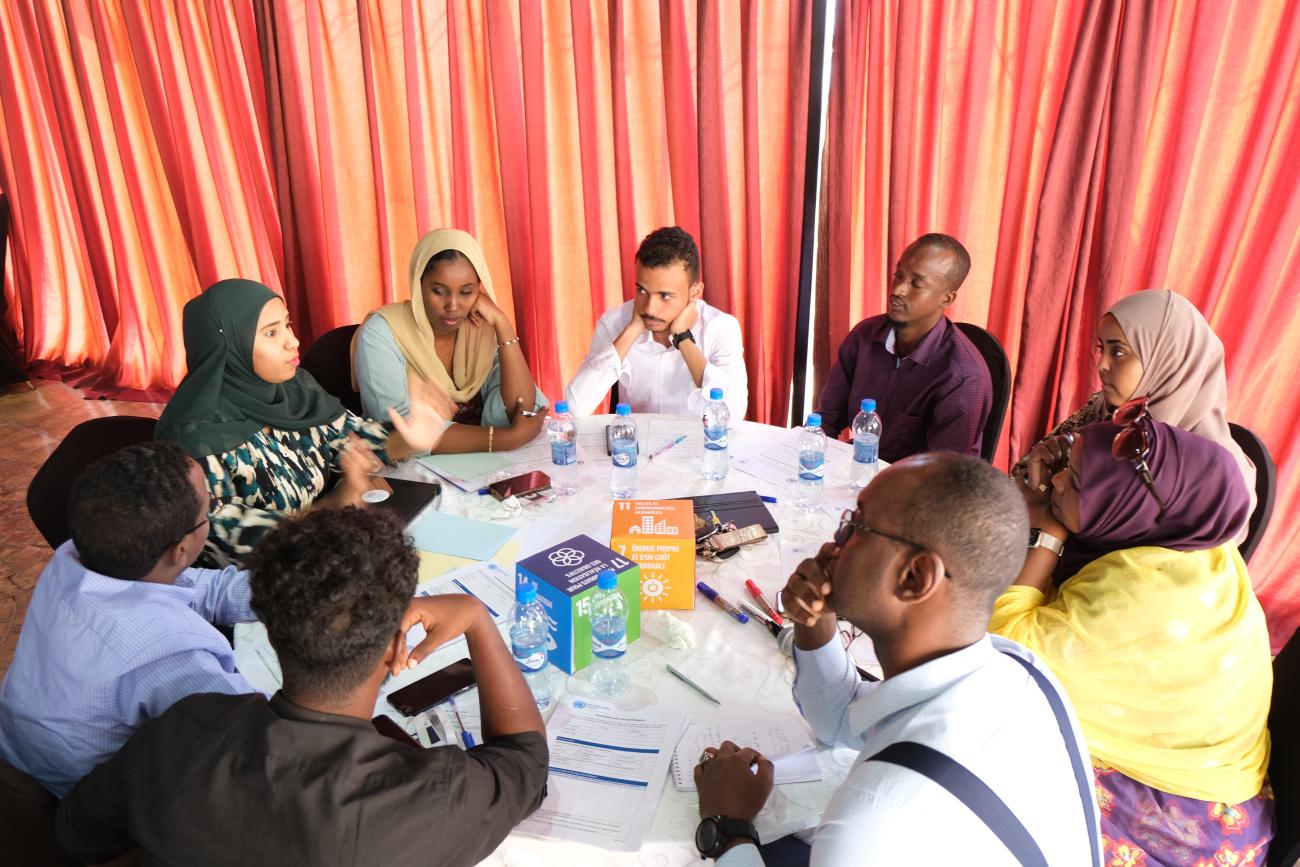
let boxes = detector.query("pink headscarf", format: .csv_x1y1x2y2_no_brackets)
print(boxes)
1105,290,1256,504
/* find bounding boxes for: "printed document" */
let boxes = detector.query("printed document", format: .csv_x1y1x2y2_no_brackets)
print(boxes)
516,697,684,851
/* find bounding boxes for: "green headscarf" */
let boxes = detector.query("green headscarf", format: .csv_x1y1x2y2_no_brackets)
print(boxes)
156,280,344,457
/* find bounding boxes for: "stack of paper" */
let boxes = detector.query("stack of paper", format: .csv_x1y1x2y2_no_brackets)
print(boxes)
670,716,822,791
417,452,513,492
407,511,516,561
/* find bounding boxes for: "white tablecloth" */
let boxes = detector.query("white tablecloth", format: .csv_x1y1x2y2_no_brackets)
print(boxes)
235,416,879,866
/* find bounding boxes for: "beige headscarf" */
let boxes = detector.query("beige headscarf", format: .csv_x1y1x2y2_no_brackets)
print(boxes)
353,229,498,403
1106,289,1256,502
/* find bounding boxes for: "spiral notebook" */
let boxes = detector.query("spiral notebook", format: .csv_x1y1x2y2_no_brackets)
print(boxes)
670,717,822,792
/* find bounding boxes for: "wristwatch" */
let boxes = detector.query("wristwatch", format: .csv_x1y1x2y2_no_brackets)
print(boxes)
1028,528,1066,556
695,816,760,859
671,329,695,349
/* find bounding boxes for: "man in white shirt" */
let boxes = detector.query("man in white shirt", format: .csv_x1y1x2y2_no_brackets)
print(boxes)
691,453,1100,865
564,227,748,418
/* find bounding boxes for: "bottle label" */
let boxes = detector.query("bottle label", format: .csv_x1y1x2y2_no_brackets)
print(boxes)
512,644,547,672
704,425,727,450
551,440,577,466
592,624,627,657
853,437,878,465
799,449,825,481
612,440,637,468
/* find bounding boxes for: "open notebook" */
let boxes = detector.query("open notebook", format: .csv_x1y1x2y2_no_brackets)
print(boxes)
671,717,822,792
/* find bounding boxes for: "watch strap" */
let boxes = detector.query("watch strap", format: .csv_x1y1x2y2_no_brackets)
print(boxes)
696,816,760,858
1028,528,1066,556
671,329,695,349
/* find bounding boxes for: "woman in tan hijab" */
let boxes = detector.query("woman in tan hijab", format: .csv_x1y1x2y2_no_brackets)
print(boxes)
1013,289,1256,518
353,229,547,454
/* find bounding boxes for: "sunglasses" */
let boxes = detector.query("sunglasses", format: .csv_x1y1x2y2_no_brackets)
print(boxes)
1110,396,1167,522
835,510,953,579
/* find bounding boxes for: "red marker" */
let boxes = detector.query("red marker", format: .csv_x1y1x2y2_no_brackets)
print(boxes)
745,580,783,626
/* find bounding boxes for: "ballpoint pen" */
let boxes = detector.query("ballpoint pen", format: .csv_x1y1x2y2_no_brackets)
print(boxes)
740,601,781,637
665,664,722,705
450,697,475,749
648,434,688,461
696,581,749,623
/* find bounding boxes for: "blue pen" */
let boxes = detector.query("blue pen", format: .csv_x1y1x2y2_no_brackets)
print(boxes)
759,495,778,504
450,698,475,748
476,487,490,496
696,581,749,624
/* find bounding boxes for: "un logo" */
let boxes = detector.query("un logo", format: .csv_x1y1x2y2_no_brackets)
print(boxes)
548,547,585,567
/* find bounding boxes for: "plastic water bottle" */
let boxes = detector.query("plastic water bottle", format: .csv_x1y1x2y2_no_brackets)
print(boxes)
850,398,882,490
547,401,579,496
589,570,630,699
609,403,638,500
699,387,730,481
794,413,826,512
510,581,553,709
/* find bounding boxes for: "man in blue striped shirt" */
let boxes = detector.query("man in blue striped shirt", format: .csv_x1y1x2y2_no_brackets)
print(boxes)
0,441,256,796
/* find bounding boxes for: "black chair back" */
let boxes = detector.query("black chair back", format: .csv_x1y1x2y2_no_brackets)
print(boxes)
300,324,363,416
0,758,80,865
26,416,158,548
1228,423,1276,564
1270,628,1300,866
955,322,1011,463
0,192,25,385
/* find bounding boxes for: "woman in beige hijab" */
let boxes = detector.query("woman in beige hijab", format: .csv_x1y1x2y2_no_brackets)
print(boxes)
1013,289,1256,522
353,229,547,454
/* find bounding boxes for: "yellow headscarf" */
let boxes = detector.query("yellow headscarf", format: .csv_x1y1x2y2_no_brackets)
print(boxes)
353,229,499,403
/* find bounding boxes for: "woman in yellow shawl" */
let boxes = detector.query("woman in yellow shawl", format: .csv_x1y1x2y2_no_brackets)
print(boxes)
992,407,1273,865
353,229,548,454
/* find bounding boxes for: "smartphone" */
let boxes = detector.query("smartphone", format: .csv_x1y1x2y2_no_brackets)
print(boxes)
386,659,477,717
488,470,552,501
371,714,423,749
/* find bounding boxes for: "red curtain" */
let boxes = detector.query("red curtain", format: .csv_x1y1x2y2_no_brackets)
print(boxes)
0,1,281,399
1,1,811,424
817,0,1300,649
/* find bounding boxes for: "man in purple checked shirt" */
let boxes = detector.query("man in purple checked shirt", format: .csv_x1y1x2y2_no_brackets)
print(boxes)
817,234,992,463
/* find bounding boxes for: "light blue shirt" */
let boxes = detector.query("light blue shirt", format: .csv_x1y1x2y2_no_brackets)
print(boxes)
353,315,547,430
0,542,257,796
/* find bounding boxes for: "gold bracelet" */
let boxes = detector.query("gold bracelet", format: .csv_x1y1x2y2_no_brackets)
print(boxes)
498,336,521,350
488,426,495,453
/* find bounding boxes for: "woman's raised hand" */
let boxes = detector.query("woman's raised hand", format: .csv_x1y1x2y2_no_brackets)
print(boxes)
387,375,456,455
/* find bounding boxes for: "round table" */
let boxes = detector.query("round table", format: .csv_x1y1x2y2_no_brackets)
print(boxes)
235,415,877,866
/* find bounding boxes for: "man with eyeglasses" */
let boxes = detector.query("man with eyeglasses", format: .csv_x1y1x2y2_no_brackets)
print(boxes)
690,452,1100,865
0,441,256,796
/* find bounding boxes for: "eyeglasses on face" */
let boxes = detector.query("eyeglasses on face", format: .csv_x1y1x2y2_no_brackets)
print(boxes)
834,510,953,579
1109,396,1167,522
146,495,220,562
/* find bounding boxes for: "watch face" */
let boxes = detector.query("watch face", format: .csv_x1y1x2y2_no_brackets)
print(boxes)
695,818,721,854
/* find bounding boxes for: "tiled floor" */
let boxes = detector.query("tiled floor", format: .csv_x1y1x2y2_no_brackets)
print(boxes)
0,379,165,678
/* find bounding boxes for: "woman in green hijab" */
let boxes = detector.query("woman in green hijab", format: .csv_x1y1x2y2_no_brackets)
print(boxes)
157,280,452,568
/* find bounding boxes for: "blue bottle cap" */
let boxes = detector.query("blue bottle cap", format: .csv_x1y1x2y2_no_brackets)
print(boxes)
553,400,569,414
616,403,632,416
806,413,822,427
860,398,876,412
597,569,618,590
516,581,538,603
709,387,724,401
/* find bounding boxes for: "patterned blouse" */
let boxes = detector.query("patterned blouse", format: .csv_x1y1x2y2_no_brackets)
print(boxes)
198,412,390,568
1009,391,1108,484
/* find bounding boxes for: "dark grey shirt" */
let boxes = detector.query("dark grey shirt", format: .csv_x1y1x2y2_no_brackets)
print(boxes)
56,691,548,866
